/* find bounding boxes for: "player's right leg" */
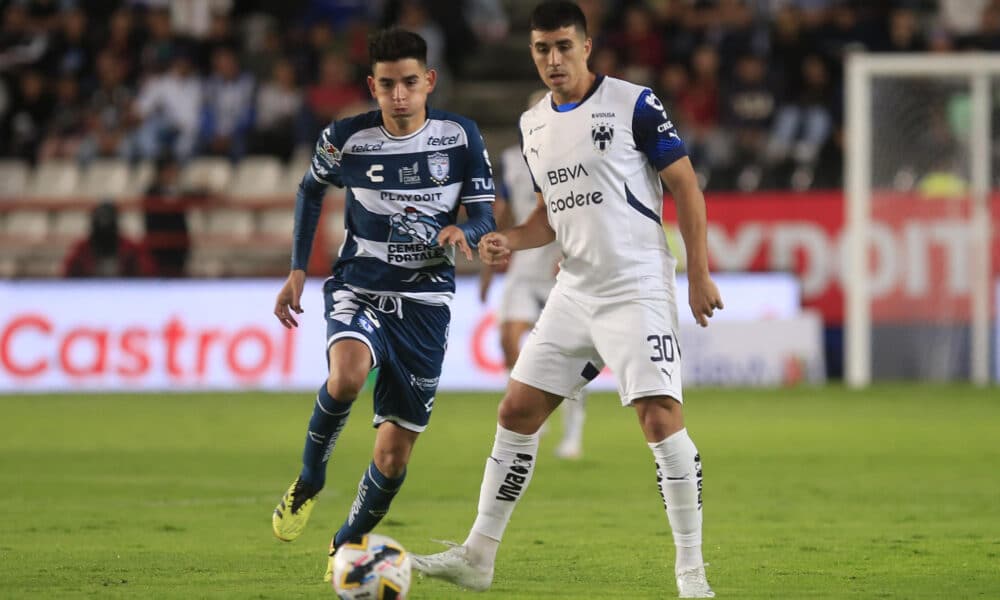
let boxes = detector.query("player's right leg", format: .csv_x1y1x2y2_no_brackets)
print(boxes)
273,281,378,542
413,288,597,590
273,339,371,542
411,379,561,591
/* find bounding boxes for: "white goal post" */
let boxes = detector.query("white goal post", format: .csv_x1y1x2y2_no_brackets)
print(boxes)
845,53,996,388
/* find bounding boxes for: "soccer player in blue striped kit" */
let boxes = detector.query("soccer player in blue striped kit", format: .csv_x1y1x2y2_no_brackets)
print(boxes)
269,28,495,581
413,2,723,597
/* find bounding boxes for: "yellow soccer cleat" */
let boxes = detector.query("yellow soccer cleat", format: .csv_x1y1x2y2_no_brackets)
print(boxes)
323,539,335,583
272,477,320,542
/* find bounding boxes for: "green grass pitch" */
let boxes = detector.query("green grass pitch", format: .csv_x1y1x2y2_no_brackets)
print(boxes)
1,385,998,598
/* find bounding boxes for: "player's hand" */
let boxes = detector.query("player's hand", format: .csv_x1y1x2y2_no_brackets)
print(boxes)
437,225,473,261
687,272,723,327
479,232,511,266
274,269,306,329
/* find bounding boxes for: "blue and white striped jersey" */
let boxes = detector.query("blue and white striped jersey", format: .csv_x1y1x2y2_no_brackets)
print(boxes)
306,108,495,305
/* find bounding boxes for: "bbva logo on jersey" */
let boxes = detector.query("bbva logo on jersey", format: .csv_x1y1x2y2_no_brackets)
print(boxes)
591,122,614,154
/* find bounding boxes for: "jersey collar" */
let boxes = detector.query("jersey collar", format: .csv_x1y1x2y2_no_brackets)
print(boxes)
377,108,432,140
550,74,605,113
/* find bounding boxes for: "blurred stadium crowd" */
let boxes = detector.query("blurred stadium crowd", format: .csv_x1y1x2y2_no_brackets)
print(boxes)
0,0,997,278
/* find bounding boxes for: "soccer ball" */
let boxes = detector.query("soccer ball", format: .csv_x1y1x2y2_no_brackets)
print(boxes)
331,533,412,599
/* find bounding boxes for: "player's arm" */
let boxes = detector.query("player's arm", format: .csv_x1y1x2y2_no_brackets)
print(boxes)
477,189,513,301
479,193,554,266
438,120,496,261
275,126,342,328
632,87,722,326
660,157,723,327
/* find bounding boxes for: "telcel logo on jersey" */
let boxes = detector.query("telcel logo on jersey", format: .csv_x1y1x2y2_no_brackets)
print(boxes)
350,141,384,153
426,134,459,147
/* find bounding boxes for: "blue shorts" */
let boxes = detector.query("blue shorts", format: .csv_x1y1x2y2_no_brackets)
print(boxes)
323,279,449,432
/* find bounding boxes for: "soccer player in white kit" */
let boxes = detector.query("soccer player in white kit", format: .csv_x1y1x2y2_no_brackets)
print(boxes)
413,2,723,598
480,90,587,459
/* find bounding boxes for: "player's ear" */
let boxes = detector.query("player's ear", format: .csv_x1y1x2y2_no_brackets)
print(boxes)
366,74,377,99
425,67,437,93
583,36,592,61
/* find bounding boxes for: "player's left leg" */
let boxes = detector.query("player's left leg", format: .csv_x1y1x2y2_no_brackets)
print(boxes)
332,422,417,547
325,296,448,579
555,389,586,459
634,396,712,597
593,296,713,598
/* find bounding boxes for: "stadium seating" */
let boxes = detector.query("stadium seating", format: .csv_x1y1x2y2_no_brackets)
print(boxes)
0,156,450,277
79,159,132,200
0,160,29,198
230,156,286,199
26,160,82,200
180,158,233,195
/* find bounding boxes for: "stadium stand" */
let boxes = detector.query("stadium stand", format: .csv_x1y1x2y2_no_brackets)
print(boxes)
0,0,989,278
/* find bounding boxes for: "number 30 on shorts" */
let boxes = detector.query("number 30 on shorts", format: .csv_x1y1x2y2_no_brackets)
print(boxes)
647,334,679,363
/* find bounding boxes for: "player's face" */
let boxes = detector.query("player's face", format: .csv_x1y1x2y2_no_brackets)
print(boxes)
368,58,436,132
529,26,592,100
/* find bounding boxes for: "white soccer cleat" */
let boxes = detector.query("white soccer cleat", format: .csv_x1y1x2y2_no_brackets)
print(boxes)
554,438,582,459
676,564,715,598
411,541,493,592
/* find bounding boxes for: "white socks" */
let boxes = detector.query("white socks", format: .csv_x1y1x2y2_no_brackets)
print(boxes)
561,391,586,447
465,424,540,567
649,428,705,572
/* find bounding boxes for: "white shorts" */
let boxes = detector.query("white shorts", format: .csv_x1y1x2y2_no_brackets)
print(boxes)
498,277,554,324
510,287,683,406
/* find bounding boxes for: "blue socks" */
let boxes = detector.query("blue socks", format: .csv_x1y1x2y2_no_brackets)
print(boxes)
299,384,351,489
334,461,406,547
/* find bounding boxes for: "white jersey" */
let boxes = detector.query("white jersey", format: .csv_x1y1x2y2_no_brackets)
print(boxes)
497,145,561,280
519,75,688,300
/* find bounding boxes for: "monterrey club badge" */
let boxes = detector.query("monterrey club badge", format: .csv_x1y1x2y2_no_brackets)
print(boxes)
591,122,614,154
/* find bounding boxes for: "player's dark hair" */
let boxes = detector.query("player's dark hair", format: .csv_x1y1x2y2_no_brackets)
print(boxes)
530,1,588,36
368,28,427,69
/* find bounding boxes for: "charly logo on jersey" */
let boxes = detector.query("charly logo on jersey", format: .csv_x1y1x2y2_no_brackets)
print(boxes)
398,161,420,184
591,122,614,154
427,152,450,185
387,207,446,264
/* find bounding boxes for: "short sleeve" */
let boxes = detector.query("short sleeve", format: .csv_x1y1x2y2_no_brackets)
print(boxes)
310,124,344,187
460,121,496,203
632,89,688,171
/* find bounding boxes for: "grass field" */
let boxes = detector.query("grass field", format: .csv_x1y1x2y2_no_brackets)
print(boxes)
1,385,998,598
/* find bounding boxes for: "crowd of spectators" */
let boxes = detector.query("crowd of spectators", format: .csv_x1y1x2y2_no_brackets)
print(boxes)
587,0,1000,190
0,0,504,166
1,0,997,194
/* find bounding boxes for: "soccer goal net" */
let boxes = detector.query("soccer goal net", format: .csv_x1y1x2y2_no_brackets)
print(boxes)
845,54,998,387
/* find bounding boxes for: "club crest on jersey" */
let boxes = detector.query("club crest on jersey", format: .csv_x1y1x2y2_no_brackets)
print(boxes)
427,152,450,184
591,122,614,154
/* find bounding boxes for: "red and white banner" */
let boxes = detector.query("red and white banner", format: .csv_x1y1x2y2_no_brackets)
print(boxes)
0,274,819,392
663,192,1000,323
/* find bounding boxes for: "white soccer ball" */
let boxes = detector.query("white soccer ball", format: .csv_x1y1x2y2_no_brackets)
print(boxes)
331,533,412,600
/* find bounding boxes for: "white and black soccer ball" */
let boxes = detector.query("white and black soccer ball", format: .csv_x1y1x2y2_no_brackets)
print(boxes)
331,534,411,600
